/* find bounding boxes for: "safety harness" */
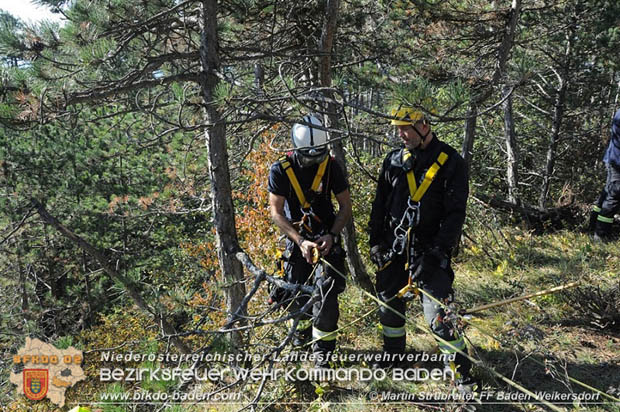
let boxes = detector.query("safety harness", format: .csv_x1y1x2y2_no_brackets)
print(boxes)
391,149,448,257
383,149,465,356
279,155,329,239
268,155,329,306
387,149,449,298
273,157,339,344
405,150,448,202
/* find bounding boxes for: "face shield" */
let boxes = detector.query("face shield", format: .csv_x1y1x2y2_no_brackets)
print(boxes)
295,147,328,168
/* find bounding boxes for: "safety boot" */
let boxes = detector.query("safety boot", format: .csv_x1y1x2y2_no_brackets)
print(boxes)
588,208,600,233
292,326,311,348
594,218,613,242
445,353,473,384
313,351,332,369
371,351,404,370
372,334,407,370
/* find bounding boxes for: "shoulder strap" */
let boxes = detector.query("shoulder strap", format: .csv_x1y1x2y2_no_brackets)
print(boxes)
402,150,449,202
310,157,329,193
402,150,418,198
280,156,329,209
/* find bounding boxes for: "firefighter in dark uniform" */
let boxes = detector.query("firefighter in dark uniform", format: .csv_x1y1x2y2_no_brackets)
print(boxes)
590,108,620,241
268,115,352,365
368,106,473,385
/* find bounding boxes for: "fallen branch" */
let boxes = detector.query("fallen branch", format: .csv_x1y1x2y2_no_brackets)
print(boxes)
473,193,579,231
31,199,190,354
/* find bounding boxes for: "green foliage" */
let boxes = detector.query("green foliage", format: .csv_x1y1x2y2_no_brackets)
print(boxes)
1,0,620,409
389,76,436,110
54,335,75,349
97,383,129,412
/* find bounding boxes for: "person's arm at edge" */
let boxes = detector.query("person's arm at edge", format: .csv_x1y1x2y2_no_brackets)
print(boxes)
316,188,352,256
269,192,319,264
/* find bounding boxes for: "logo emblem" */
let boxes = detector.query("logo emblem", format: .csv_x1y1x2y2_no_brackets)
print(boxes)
23,369,48,401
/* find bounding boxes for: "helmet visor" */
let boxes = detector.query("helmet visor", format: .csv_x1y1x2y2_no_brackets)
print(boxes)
296,149,328,168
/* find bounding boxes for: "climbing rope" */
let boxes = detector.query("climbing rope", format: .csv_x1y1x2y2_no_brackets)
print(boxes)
415,286,620,404
318,257,619,409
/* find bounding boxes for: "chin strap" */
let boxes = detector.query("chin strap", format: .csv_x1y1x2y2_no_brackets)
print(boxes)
412,124,431,149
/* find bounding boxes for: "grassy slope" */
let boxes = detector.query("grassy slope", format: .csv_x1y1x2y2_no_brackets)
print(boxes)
4,228,618,412
317,227,620,412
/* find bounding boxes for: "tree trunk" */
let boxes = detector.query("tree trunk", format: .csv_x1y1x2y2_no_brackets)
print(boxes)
199,0,246,348
539,78,568,210
538,21,575,210
17,244,28,314
318,0,374,293
461,0,521,170
503,85,519,204
461,103,477,169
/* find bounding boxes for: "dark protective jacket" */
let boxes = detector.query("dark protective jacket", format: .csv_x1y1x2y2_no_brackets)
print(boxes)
603,109,620,167
368,135,469,255
268,153,349,234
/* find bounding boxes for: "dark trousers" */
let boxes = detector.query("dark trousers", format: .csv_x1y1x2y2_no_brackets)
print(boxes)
593,163,620,236
376,254,471,376
284,244,346,354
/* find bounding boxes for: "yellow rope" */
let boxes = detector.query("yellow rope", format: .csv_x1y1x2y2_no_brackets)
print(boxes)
319,257,617,411
281,249,618,406
419,288,620,403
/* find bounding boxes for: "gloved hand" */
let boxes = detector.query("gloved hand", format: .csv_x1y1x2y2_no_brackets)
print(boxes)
400,288,417,302
410,246,449,282
370,244,392,269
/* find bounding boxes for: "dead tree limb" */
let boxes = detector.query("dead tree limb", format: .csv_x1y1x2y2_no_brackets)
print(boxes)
31,199,190,354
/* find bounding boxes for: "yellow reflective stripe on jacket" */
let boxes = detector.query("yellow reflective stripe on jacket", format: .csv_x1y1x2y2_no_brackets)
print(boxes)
592,205,601,212
380,323,406,338
312,326,337,341
280,156,329,208
597,214,614,223
402,150,449,202
438,336,466,354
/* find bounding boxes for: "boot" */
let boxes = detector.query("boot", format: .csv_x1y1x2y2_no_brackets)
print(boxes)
445,353,472,381
588,208,600,233
372,335,406,369
313,351,332,369
446,354,477,394
312,331,336,368
594,218,613,242
292,326,311,347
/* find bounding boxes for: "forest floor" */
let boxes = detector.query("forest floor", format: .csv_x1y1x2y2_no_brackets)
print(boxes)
235,226,620,412
3,226,619,412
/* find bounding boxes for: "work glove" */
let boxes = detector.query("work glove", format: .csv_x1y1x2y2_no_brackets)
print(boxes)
370,244,392,270
267,283,291,305
410,246,449,283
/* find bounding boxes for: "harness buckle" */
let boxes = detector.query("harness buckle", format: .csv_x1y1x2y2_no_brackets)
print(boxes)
391,199,420,255
294,207,324,241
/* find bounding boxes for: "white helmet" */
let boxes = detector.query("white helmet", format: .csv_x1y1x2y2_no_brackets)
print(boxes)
291,115,328,167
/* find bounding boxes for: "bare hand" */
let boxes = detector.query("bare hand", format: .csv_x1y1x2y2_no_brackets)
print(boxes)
316,234,334,257
299,239,320,264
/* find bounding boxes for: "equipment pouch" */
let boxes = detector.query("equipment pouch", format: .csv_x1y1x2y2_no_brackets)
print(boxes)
268,248,292,305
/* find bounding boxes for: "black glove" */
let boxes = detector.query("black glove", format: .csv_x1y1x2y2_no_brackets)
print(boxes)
410,246,449,282
267,283,291,305
370,244,392,269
